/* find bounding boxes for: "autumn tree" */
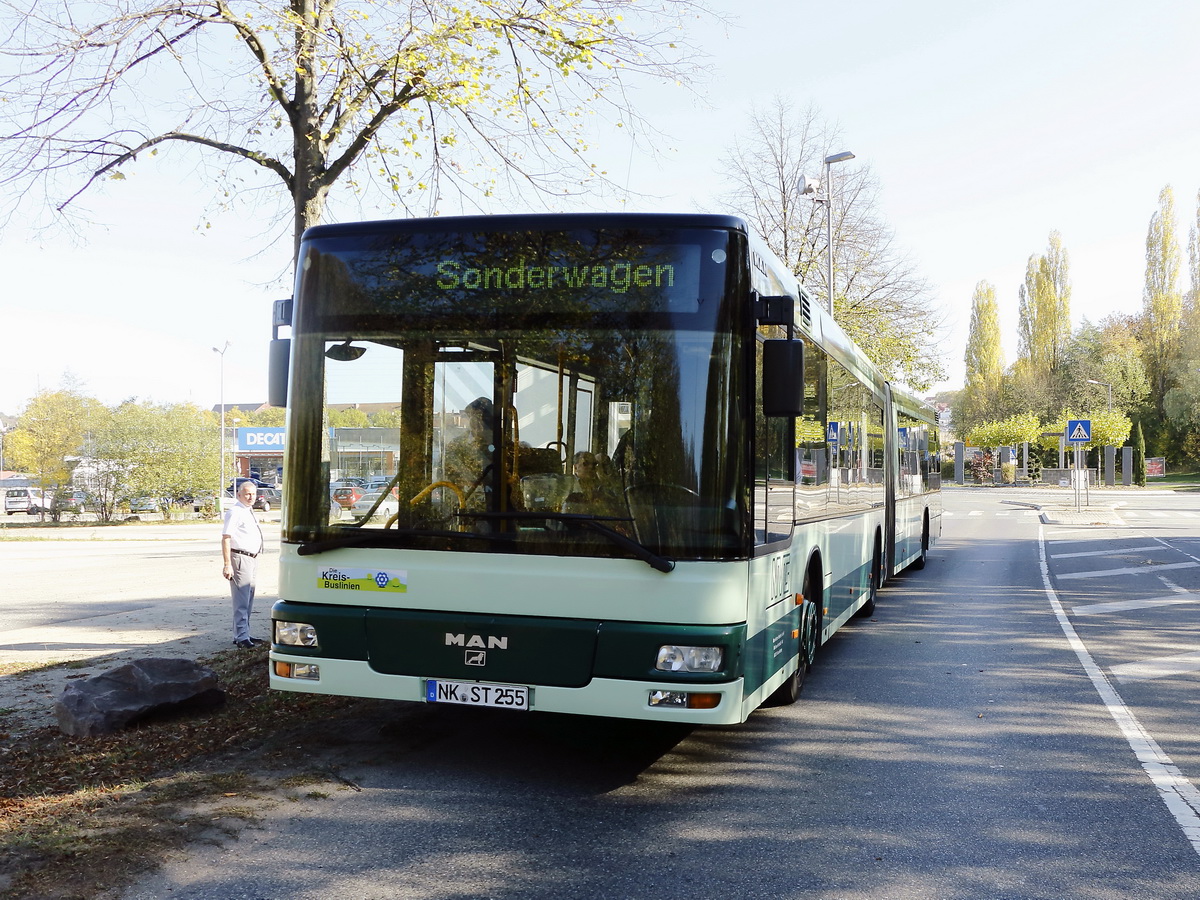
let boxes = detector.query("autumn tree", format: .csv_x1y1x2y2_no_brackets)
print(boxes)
91,401,219,516
4,387,103,518
956,280,1004,437
716,96,944,389
1059,315,1149,417
0,0,707,259
964,411,1041,451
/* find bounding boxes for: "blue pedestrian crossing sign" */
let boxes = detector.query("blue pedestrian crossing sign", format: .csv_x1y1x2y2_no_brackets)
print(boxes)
1067,419,1092,443
827,421,839,446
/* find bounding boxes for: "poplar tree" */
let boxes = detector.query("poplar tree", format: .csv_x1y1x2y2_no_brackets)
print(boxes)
1016,231,1071,375
1187,188,1200,308
958,280,1004,436
1142,185,1182,410
1163,190,1200,456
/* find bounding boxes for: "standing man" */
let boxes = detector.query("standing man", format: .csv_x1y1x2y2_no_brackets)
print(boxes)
221,480,265,649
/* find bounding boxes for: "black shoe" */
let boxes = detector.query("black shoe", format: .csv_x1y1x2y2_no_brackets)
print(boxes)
249,637,268,645
235,639,255,649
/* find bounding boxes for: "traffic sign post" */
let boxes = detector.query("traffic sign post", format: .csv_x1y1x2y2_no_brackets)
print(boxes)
1066,419,1092,510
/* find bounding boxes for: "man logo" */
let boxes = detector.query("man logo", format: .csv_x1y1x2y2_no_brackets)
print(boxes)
445,633,509,650
465,650,486,667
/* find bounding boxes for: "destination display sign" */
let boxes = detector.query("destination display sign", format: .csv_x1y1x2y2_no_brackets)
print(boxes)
435,256,686,295
308,227,723,321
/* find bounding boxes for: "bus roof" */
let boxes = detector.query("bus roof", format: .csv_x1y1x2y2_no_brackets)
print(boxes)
302,212,751,241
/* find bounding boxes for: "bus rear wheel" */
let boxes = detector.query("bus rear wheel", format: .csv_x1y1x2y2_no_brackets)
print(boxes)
856,542,881,618
911,516,930,570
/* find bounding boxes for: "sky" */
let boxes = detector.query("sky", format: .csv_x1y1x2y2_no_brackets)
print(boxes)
2,0,1199,416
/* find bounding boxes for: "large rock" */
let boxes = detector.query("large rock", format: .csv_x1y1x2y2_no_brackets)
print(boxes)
55,657,225,737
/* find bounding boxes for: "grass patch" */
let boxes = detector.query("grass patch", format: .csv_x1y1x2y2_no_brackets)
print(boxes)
0,645,375,899
1146,469,1200,489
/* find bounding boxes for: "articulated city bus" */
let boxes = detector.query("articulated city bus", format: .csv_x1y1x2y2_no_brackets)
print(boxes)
267,213,940,724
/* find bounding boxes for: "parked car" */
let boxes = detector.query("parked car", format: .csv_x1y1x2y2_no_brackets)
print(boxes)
351,489,400,522
4,487,50,515
128,497,161,513
53,490,89,514
222,483,278,512
332,484,365,509
227,477,273,493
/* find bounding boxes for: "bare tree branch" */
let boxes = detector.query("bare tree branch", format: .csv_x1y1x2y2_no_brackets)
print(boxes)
0,0,714,260
715,95,946,390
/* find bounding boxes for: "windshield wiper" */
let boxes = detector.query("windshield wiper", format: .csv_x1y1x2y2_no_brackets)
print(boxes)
459,511,675,573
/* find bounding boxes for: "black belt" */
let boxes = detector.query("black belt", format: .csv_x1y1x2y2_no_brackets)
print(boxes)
231,548,259,558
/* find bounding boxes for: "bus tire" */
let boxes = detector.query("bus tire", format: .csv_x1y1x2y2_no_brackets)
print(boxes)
911,514,930,570
769,573,820,706
856,541,881,618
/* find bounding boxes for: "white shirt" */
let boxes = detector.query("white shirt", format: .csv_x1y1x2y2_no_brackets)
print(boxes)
222,501,264,555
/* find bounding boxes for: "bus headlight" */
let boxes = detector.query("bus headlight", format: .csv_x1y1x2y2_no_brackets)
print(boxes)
275,620,319,647
656,645,724,673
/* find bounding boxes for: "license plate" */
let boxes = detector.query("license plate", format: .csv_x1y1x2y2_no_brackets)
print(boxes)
425,679,530,710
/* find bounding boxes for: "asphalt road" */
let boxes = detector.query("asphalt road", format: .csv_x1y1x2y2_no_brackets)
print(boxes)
4,491,1200,898
113,487,1200,900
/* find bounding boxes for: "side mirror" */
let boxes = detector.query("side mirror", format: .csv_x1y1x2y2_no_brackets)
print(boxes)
762,340,804,417
268,338,290,408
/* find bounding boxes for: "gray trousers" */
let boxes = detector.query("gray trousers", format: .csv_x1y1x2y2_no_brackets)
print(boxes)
229,552,258,642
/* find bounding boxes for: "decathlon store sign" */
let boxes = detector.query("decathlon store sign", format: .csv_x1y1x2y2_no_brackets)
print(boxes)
237,428,286,452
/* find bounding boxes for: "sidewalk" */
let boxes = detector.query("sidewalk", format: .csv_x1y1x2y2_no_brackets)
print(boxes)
946,483,1172,526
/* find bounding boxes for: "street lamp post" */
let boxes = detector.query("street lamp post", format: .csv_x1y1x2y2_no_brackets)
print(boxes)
213,342,230,509
1086,379,1113,411
822,150,856,315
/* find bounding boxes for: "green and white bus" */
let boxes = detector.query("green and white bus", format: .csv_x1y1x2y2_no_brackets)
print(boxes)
267,213,940,725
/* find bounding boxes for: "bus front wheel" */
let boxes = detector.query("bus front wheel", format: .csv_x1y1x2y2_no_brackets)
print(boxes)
769,574,820,706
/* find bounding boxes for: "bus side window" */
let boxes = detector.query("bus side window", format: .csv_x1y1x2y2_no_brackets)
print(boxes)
755,328,794,544
795,342,828,521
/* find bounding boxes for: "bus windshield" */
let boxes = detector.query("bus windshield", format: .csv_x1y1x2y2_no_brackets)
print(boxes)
284,223,750,562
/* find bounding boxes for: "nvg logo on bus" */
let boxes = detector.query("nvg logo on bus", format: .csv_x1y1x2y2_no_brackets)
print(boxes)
317,567,407,593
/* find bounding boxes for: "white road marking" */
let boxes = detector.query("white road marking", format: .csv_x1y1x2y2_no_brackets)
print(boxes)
1071,595,1196,615
1111,651,1200,683
944,509,1040,517
1039,524,1200,856
1052,545,1162,559
1157,537,1200,566
1056,561,1199,580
